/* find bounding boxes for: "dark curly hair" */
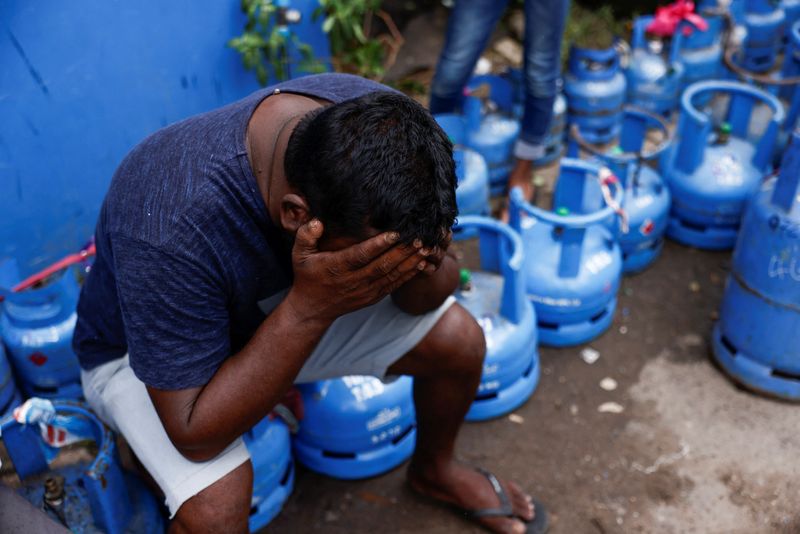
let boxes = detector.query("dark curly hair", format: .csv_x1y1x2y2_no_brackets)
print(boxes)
284,91,457,249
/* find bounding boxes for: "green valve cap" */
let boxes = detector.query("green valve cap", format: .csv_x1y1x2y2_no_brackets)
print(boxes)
720,122,732,134
556,207,570,216
459,268,471,286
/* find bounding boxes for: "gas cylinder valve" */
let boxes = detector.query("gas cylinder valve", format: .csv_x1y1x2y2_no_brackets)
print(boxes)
43,475,68,527
459,268,473,292
715,122,732,144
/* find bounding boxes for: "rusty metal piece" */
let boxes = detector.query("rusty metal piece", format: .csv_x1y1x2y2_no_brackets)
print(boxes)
43,475,68,527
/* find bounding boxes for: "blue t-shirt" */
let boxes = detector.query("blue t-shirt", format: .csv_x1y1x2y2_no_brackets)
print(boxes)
73,73,393,390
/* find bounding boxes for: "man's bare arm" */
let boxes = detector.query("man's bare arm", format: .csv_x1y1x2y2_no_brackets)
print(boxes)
148,220,428,462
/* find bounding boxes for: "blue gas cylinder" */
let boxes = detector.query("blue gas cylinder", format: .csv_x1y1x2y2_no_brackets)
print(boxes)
678,14,725,97
627,16,685,117
566,108,674,273
741,0,786,72
664,81,785,250
245,416,294,531
771,20,800,160
1,400,164,533
434,114,491,221
509,159,624,347
463,75,521,195
712,130,800,400
564,44,627,145
292,375,416,479
0,343,22,417
0,264,83,399
728,20,800,165
452,216,539,422
454,147,491,217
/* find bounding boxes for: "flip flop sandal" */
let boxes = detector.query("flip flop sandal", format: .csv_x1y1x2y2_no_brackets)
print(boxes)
463,469,549,534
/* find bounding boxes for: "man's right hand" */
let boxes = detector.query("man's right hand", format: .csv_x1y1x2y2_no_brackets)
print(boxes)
285,219,428,323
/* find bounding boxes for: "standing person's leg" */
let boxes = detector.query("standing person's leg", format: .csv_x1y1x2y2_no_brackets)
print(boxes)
429,0,511,115
506,0,570,206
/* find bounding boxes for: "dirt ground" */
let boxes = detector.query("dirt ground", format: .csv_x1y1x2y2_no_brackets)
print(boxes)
265,7,800,534
266,232,800,533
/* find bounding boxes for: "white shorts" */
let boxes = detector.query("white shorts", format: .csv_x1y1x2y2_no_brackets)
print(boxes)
81,295,456,517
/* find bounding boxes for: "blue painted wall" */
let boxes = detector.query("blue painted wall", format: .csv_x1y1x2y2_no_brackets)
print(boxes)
1,1,329,276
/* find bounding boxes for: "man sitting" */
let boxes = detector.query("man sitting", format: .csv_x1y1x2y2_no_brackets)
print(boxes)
73,73,546,534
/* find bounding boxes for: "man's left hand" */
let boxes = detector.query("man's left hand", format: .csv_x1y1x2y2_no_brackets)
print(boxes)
418,230,453,276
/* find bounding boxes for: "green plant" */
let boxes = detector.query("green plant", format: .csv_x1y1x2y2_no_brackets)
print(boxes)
315,0,403,80
229,0,325,86
562,3,631,59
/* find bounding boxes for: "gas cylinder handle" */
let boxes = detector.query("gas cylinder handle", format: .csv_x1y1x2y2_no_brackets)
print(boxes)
724,45,800,87
632,15,686,67
509,165,623,280
453,216,526,324
677,80,786,174
1,399,132,534
568,45,620,80
631,16,653,51
1,400,106,472
773,131,800,211
509,161,623,230
667,18,685,65
465,75,515,115
569,106,673,171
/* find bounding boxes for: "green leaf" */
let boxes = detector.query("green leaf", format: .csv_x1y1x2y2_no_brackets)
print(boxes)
352,21,366,43
322,16,335,33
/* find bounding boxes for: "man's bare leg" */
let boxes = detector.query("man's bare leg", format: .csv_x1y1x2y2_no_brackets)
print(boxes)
169,461,253,534
388,303,537,534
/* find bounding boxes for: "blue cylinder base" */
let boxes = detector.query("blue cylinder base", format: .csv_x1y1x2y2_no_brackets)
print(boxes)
666,214,738,250
292,426,416,480
465,351,540,422
536,296,617,347
622,238,664,274
249,461,295,531
712,323,800,401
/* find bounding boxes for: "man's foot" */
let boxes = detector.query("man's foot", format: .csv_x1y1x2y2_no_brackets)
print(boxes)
500,159,535,223
408,461,541,533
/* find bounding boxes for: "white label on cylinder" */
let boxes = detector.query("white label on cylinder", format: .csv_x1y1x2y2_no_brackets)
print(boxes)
366,407,402,431
586,251,613,274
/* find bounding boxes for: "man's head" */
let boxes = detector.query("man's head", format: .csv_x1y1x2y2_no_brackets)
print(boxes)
283,91,456,250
